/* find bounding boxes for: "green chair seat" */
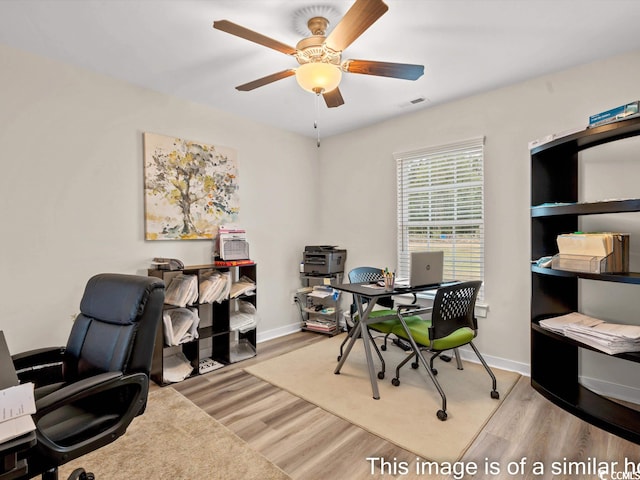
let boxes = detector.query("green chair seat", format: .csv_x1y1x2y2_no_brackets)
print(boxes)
368,313,422,334
355,309,397,333
391,319,475,352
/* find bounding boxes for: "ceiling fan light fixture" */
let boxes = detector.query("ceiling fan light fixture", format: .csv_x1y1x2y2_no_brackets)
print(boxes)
295,62,342,94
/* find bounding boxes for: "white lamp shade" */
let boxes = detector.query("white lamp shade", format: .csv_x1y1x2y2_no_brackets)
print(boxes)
295,63,342,93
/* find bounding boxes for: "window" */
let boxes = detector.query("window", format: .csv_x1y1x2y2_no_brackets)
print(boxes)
395,137,485,298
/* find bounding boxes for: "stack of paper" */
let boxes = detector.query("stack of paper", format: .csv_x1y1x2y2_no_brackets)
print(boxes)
539,312,603,334
556,233,614,257
540,312,640,354
230,276,256,298
199,270,231,303
162,307,200,346
165,274,198,307
230,300,259,333
162,352,193,383
0,383,36,443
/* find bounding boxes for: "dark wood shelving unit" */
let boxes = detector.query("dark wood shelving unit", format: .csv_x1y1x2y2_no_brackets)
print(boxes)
530,117,640,444
149,263,257,386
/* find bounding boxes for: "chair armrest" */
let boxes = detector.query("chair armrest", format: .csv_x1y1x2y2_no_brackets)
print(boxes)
34,371,150,462
396,304,433,316
34,371,125,415
11,346,65,371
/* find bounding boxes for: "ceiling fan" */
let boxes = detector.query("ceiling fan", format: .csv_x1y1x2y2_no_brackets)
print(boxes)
213,0,424,108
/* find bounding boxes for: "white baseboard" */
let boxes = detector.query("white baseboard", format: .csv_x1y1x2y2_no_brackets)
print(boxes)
256,323,302,343
581,376,640,405
455,346,530,377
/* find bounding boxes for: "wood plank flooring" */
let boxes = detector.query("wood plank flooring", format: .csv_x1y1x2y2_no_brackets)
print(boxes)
172,331,640,480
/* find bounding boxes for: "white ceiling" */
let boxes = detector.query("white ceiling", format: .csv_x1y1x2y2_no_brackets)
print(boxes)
1,0,640,138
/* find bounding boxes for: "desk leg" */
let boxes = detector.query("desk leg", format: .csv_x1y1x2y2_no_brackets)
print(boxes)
360,316,380,400
334,297,380,400
396,315,447,411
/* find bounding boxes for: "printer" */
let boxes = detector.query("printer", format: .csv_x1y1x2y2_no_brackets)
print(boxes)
303,246,347,275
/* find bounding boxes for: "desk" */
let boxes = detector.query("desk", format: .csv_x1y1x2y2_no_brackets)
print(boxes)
0,332,36,480
333,282,453,399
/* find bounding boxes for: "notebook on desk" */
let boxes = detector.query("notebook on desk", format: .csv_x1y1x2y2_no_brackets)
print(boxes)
395,251,444,288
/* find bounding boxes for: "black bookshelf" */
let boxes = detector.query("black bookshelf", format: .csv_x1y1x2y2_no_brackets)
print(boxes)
530,117,640,444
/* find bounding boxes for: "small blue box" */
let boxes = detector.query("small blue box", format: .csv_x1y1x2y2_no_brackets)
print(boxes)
589,101,640,127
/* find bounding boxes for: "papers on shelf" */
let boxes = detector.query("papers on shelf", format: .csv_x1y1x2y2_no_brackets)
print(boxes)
199,270,231,303
230,276,256,298
163,351,193,383
162,307,200,346
540,312,640,354
306,286,339,300
165,274,198,307
539,312,602,334
230,300,259,333
0,382,36,443
556,233,616,257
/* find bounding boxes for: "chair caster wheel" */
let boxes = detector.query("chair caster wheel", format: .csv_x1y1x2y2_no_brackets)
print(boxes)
431,368,438,376
377,371,385,379
491,390,500,399
68,469,95,480
437,410,448,421
337,355,341,361
381,345,387,351
440,355,452,362
411,362,419,369
391,378,400,386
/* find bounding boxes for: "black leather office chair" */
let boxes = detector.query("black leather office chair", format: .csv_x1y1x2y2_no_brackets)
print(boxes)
11,273,165,480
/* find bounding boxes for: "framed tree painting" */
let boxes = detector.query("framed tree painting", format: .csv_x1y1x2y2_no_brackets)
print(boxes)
143,132,239,240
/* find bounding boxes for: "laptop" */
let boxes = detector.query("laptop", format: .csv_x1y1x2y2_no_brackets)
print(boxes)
395,251,444,288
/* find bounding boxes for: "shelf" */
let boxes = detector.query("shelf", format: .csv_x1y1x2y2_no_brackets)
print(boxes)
530,116,640,156
531,323,640,363
531,199,640,217
531,265,640,285
532,380,640,444
530,118,640,444
149,263,257,386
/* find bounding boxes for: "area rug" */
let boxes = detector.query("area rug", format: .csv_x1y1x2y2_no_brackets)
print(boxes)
58,386,291,480
244,334,520,462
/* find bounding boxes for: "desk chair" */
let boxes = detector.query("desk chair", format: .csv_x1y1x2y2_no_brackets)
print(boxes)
11,273,165,480
390,280,498,421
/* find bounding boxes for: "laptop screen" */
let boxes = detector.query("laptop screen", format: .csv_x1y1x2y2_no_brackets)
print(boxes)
396,251,444,287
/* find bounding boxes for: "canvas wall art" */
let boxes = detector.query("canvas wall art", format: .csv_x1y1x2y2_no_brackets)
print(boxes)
143,132,239,240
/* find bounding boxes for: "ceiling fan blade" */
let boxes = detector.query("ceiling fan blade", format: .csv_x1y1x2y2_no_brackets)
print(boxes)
213,20,297,56
323,88,345,108
344,59,424,80
325,0,389,52
236,69,296,91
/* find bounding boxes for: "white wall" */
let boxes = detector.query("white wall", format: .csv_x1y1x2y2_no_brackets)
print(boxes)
0,43,318,353
318,50,640,400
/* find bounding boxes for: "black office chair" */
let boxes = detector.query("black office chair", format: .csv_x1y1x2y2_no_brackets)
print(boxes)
390,281,498,421
11,273,165,480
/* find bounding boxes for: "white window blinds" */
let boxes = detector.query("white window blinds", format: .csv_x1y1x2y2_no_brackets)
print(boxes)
395,137,485,297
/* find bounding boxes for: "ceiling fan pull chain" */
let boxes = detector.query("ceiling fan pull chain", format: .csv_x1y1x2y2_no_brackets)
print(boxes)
315,92,321,147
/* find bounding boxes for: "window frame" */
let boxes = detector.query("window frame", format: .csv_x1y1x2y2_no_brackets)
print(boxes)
394,136,485,300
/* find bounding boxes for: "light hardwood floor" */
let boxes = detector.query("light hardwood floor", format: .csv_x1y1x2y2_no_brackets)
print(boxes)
172,331,640,480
